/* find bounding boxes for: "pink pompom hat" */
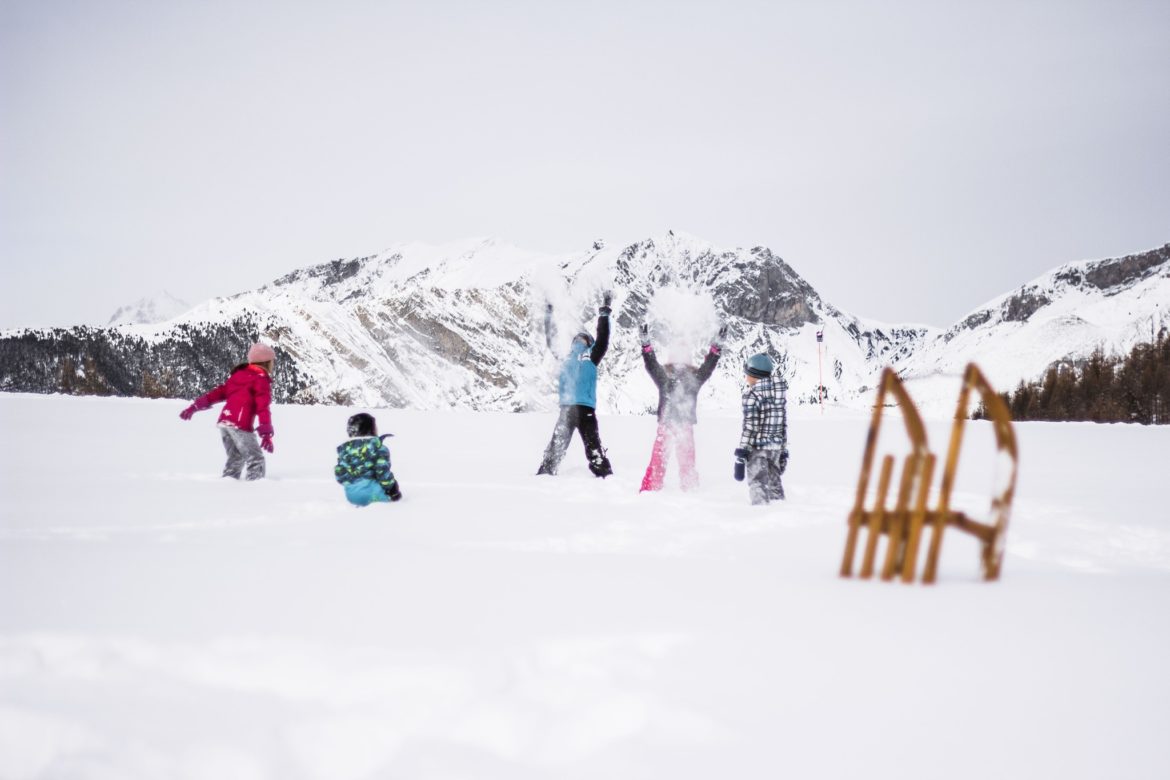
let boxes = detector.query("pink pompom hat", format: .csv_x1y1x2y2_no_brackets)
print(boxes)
247,342,277,363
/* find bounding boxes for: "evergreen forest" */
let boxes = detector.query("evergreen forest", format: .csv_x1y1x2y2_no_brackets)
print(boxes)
978,331,1169,424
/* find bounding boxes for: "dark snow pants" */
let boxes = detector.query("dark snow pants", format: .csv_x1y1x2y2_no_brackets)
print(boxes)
537,404,611,477
219,424,266,480
746,449,785,504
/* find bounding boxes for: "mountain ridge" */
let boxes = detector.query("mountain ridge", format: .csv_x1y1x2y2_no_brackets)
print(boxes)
1,235,1166,416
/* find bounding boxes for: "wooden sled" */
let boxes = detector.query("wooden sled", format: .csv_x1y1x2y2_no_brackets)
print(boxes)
840,363,1019,584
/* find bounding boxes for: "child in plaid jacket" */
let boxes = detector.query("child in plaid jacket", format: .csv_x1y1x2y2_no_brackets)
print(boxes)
735,353,789,504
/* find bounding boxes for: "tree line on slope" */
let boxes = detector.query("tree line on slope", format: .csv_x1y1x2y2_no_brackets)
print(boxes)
976,331,1169,424
0,319,312,403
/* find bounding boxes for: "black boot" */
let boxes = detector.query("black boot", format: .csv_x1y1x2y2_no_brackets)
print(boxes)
587,448,613,478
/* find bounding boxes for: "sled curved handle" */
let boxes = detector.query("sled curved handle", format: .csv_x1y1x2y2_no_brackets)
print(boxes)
923,363,1019,583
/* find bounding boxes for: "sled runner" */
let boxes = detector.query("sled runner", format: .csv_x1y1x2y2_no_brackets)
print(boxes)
840,363,1018,584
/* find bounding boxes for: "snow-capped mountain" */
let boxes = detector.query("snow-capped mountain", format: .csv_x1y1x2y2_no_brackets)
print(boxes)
142,231,933,411
895,243,1169,412
0,234,1166,415
106,291,190,325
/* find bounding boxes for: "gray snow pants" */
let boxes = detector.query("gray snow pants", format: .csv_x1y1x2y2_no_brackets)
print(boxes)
219,424,266,480
746,449,785,505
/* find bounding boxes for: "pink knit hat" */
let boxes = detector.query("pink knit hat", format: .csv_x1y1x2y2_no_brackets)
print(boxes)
247,342,276,363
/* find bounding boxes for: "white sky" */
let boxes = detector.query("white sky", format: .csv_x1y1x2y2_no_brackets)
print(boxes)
2,0,1167,330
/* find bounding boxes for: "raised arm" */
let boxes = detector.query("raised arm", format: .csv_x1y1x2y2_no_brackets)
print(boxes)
590,292,611,365
696,347,720,384
639,323,667,387
696,323,728,385
543,303,556,353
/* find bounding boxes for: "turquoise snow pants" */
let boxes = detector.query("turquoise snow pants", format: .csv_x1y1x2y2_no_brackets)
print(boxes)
343,478,390,507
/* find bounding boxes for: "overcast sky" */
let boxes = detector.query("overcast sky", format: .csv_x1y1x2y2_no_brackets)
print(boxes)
2,0,1167,330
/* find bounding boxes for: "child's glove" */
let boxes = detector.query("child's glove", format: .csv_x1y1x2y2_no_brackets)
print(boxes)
708,323,728,356
780,450,789,474
599,291,613,316
734,447,751,482
714,323,729,348
640,323,651,347
260,434,274,453
178,405,198,420
387,481,402,501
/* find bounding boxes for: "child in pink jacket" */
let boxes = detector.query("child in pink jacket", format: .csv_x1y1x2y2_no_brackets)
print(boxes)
179,343,276,480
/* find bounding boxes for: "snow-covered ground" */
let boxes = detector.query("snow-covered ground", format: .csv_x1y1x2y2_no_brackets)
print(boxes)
1,392,1168,779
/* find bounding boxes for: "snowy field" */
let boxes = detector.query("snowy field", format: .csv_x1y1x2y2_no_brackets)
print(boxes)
1,392,1169,780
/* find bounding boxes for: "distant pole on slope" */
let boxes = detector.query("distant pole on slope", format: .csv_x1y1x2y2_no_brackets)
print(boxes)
816,329,824,415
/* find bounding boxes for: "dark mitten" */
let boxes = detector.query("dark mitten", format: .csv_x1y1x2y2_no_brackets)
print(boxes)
779,450,789,474
734,447,750,482
179,405,198,420
599,291,613,316
387,482,402,501
260,434,274,453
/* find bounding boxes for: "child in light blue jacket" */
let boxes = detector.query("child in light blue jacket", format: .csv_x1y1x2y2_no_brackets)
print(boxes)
536,294,613,477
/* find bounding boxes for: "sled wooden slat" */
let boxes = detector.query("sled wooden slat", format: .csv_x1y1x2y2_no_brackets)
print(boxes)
900,453,936,583
881,454,920,581
860,455,895,579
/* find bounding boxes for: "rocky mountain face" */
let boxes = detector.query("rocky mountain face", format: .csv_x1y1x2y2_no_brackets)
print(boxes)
1,235,1166,415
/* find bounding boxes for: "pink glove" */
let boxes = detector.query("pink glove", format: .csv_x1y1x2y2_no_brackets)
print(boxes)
179,405,198,420
260,435,274,454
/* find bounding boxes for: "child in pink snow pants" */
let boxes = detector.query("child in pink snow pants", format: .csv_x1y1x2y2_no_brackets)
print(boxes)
639,324,724,491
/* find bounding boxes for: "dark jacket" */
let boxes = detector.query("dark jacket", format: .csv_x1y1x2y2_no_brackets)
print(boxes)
192,364,273,435
642,345,720,424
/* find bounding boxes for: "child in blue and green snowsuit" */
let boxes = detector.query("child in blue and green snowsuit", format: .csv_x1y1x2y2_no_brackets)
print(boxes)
334,413,402,506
